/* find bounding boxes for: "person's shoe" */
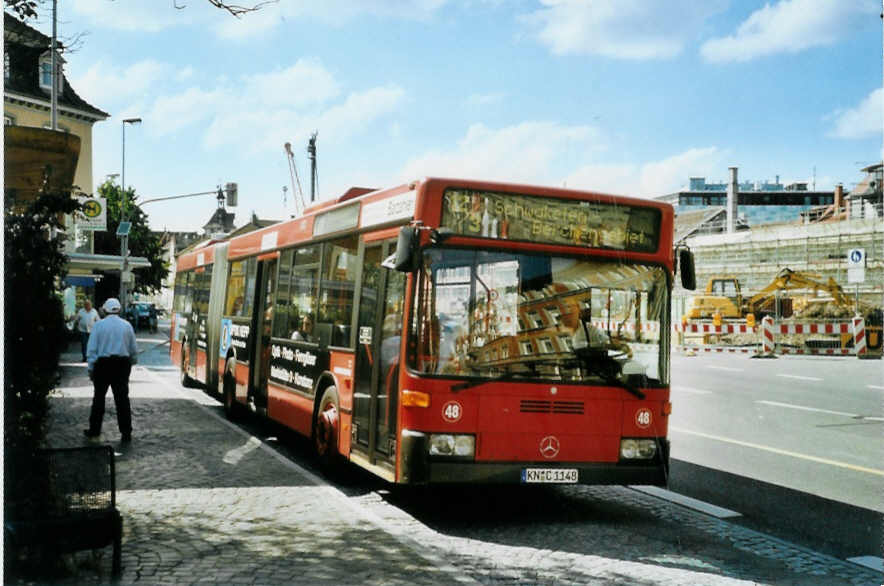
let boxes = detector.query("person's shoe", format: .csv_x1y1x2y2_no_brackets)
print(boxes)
120,434,132,443
83,429,100,439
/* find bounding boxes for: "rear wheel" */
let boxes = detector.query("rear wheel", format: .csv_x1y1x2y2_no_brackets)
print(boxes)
313,386,341,473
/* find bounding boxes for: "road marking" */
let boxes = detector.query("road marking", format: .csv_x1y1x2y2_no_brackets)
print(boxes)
705,365,743,372
756,400,884,422
868,385,884,390
847,556,884,572
669,426,884,477
629,485,741,518
776,374,822,382
672,386,713,395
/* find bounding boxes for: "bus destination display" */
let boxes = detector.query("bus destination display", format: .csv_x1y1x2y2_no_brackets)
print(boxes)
441,188,660,252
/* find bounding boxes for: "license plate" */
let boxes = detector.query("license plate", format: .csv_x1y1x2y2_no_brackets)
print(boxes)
521,468,578,484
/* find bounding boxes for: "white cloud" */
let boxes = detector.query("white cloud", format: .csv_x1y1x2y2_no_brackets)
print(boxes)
147,87,227,136
565,147,725,198
137,58,402,148
701,0,877,63
70,59,173,107
243,60,341,108
398,121,602,183
828,88,883,140
526,0,725,60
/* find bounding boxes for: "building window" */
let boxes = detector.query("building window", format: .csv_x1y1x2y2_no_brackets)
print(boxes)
38,53,64,93
4,114,15,126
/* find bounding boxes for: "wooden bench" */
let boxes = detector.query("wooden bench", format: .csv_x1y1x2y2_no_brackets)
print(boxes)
5,445,122,576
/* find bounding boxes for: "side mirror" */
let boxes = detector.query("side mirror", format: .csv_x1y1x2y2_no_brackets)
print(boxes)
383,226,420,273
678,248,696,290
430,227,454,244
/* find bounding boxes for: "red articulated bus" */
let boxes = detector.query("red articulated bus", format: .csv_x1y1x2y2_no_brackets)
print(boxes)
171,177,695,485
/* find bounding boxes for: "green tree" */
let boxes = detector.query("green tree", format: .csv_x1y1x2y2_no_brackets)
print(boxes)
4,185,80,467
92,180,168,301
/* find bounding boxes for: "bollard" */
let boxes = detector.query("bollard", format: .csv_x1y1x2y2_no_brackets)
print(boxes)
753,315,777,359
853,315,874,359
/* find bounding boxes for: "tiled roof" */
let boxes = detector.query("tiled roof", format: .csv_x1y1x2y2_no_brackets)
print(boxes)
4,12,109,120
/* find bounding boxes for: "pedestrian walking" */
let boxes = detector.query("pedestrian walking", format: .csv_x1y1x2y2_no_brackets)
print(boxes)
84,298,138,442
70,299,100,362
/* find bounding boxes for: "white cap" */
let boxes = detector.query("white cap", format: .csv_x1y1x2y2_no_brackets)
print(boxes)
102,298,122,313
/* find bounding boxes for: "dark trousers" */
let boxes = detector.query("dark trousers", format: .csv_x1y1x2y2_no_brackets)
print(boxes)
89,356,133,436
79,331,90,361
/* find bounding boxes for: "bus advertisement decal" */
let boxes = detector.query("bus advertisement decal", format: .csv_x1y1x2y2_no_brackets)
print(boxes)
269,341,328,393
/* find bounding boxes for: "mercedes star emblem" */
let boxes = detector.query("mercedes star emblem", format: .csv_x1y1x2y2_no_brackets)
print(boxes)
539,435,560,459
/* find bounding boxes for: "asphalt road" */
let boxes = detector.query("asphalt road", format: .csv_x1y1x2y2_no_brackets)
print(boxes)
143,325,883,570
668,353,883,512
667,352,883,561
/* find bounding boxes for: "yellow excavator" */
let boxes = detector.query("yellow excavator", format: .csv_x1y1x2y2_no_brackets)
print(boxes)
686,268,850,320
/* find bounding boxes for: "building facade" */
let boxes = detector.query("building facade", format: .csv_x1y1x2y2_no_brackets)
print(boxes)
660,171,835,228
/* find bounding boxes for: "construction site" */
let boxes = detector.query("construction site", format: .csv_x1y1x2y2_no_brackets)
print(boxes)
671,165,883,355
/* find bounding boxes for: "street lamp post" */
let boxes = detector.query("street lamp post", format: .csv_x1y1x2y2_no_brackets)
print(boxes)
120,117,142,312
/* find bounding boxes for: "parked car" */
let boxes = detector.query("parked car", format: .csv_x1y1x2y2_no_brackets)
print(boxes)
127,302,158,332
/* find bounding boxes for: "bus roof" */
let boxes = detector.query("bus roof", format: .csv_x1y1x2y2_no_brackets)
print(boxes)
176,177,674,268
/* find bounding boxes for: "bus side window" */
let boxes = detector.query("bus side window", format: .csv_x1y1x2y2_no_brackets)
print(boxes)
318,236,359,347
290,245,320,341
273,249,294,338
242,257,258,317
225,260,247,316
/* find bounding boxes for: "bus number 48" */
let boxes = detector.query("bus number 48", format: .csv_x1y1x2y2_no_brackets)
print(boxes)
443,401,462,422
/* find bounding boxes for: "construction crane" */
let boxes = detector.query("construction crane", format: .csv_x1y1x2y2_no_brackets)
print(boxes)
284,142,307,216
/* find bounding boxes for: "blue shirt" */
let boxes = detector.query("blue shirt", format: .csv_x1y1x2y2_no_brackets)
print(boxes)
86,314,138,372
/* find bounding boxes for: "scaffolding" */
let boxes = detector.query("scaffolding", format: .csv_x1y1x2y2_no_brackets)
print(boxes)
673,216,884,314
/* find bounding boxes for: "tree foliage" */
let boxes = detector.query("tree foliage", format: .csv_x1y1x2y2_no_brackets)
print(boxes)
4,187,80,459
92,180,168,301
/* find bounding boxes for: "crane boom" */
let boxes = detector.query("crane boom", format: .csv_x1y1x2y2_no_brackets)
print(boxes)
284,142,307,216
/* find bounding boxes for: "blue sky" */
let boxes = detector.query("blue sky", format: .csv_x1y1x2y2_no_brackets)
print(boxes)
28,0,884,231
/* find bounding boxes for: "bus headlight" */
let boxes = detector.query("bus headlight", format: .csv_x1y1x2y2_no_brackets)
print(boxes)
620,438,657,460
428,434,475,458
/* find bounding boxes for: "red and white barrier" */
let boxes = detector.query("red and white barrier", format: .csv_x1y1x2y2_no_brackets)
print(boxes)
676,322,755,334
761,316,775,355
853,316,866,357
677,317,870,358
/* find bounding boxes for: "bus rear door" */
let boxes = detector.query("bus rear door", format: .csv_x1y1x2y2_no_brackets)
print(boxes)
247,257,277,411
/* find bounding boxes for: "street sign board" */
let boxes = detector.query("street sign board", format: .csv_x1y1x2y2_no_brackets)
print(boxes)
848,267,865,283
75,196,107,231
847,248,865,266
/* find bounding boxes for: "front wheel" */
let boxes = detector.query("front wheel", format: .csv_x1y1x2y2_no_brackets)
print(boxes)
313,386,341,474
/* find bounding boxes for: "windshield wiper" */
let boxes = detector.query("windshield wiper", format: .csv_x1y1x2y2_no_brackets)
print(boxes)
601,372,646,400
450,373,526,392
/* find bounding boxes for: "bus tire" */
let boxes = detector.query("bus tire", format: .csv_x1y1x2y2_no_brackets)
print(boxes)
180,346,195,388
313,386,341,473
222,368,241,421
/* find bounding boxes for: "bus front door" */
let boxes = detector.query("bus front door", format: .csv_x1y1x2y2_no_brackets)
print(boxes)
353,241,405,471
247,258,276,410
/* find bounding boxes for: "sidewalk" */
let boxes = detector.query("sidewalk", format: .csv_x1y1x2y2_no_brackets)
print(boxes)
27,332,467,585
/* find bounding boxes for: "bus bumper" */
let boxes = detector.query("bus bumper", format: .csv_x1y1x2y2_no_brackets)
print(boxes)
400,431,669,486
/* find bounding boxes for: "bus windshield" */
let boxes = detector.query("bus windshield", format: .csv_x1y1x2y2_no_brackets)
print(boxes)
413,248,669,387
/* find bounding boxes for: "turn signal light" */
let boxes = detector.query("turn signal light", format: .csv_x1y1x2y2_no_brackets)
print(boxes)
401,389,430,408
662,402,672,416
